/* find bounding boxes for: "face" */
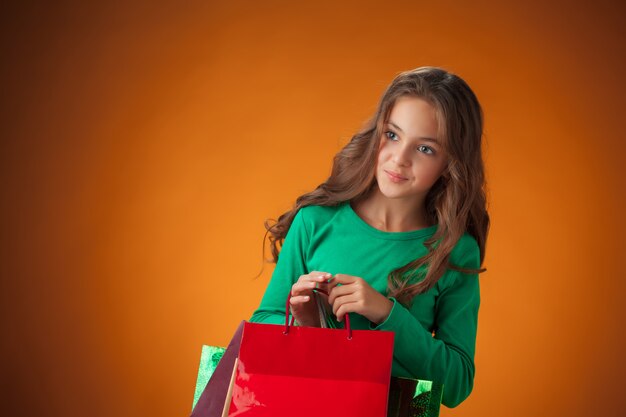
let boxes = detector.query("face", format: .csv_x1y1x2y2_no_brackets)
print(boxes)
375,96,448,205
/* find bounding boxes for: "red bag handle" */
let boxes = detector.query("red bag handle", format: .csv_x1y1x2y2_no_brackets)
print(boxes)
285,288,352,340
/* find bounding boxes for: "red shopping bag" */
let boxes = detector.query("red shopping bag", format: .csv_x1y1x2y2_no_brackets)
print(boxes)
225,290,395,417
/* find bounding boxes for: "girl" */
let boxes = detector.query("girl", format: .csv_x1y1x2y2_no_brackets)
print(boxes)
249,66,489,410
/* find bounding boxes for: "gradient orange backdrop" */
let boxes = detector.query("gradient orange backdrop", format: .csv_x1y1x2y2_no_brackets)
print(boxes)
1,1,625,416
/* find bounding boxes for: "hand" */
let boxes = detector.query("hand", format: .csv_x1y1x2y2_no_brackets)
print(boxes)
328,274,393,325
289,271,334,327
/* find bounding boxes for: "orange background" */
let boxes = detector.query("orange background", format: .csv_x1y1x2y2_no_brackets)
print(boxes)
1,1,625,416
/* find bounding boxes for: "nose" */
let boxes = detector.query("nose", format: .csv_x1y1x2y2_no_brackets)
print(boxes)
391,143,412,166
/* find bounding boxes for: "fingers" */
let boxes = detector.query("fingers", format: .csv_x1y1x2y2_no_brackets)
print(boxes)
331,293,359,315
289,272,336,324
328,284,352,305
290,280,317,296
289,294,312,305
331,273,358,285
292,271,334,297
326,275,371,321
306,271,335,284
289,272,334,328
322,278,339,293
334,300,359,322
327,275,366,304
299,271,334,284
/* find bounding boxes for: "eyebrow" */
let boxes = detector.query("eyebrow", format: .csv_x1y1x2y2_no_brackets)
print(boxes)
387,121,441,145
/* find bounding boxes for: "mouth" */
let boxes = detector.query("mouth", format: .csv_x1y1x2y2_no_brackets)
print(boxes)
385,170,408,181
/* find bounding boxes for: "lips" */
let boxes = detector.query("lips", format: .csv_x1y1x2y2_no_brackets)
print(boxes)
385,170,408,180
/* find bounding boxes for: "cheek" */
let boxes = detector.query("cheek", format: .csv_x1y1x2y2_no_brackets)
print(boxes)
375,157,382,174
414,161,442,181
377,138,387,154
377,146,390,163
375,151,383,167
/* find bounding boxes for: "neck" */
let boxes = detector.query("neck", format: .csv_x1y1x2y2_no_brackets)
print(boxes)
352,189,431,232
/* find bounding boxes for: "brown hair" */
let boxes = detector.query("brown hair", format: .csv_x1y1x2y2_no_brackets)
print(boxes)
259,66,489,306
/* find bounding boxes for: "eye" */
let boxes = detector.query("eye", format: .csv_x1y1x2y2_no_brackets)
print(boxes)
384,131,398,141
417,145,435,155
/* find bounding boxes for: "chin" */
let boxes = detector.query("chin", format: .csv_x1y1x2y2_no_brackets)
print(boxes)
377,185,406,200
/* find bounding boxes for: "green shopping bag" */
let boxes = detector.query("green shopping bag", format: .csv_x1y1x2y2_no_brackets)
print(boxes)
191,345,227,411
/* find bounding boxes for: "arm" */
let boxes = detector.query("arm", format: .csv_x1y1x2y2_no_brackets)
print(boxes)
370,244,481,408
249,208,310,324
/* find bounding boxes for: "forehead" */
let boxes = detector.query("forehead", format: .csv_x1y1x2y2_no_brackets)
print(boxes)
386,96,442,143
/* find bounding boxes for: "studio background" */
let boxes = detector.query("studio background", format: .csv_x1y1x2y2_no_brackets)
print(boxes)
1,1,624,416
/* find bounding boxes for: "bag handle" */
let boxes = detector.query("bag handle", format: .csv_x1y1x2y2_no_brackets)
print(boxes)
285,288,352,339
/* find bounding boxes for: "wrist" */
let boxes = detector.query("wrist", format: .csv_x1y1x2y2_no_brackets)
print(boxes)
371,298,394,325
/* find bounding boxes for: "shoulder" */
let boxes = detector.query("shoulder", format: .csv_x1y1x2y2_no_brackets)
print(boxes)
297,203,344,228
299,203,342,217
437,232,481,292
449,232,481,269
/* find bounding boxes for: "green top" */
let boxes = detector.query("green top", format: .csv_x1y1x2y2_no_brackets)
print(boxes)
249,201,481,408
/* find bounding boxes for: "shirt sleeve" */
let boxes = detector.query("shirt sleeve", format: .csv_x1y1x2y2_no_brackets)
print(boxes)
369,242,481,408
249,208,310,325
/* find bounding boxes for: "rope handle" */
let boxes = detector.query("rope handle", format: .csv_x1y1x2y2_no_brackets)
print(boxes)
284,288,352,339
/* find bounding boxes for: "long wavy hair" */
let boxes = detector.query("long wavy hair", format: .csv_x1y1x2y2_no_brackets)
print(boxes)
259,66,489,307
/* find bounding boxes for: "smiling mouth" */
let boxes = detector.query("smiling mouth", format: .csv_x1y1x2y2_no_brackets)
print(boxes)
385,170,408,182
385,170,408,180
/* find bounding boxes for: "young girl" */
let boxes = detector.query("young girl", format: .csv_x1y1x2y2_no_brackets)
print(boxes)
249,66,489,410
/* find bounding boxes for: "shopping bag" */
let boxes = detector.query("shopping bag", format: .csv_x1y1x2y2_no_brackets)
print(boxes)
191,345,226,410
220,358,239,417
224,290,395,417
313,292,443,417
387,377,443,417
190,321,244,417
191,291,443,417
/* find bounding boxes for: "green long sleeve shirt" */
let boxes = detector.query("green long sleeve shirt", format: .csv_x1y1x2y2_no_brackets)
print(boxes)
249,201,481,408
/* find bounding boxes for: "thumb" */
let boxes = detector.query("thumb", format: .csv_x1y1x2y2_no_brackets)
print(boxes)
332,273,356,285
